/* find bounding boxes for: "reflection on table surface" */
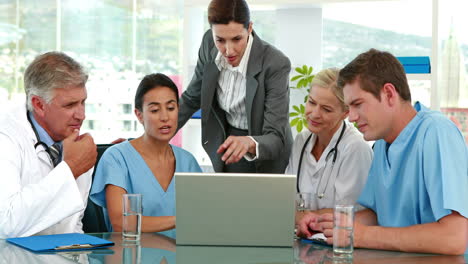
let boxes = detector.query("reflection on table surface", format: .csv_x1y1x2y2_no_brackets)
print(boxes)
0,232,466,264
294,240,468,264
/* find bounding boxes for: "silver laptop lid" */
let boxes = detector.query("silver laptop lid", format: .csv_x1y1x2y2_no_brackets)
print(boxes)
175,173,296,247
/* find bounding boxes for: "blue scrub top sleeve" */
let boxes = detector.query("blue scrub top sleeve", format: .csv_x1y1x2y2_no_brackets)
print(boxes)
422,121,468,219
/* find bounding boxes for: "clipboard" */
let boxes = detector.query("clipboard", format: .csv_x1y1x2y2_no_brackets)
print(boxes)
6,233,114,252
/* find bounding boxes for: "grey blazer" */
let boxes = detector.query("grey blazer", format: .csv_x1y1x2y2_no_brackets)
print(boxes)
178,29,293,173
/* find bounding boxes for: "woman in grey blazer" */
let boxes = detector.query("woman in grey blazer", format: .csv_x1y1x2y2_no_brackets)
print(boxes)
178,0,292,173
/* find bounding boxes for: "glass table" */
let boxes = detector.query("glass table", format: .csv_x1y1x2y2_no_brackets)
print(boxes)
0,232,466,264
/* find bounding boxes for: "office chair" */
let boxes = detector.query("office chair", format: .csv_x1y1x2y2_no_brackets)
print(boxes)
82,143,114,233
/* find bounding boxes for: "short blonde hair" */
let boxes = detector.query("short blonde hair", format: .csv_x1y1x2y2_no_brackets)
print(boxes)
310,67,347,110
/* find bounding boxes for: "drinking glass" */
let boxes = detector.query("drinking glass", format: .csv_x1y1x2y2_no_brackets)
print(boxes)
122,194,142,242
333,204,354,259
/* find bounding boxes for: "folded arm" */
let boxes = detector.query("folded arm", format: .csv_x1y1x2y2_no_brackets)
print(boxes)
355,211,467,255
320,209,467,255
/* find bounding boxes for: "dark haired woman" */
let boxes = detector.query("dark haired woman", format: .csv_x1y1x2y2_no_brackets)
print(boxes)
178,0,292,173
90,73,202,233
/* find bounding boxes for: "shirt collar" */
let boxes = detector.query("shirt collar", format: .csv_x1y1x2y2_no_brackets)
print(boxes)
383,101,427,159
414,101,427,112
28,111,57,147
215,32,254,77
383,101,428,150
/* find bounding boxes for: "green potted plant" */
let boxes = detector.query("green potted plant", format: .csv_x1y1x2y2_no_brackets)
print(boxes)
289,65,314,133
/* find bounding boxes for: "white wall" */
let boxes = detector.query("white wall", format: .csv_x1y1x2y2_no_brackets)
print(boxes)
276,7,323,138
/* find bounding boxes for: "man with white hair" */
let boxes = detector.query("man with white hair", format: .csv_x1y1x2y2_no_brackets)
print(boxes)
0,51,97,238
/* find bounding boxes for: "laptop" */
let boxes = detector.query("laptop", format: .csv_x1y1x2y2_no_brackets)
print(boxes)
175,173,296,247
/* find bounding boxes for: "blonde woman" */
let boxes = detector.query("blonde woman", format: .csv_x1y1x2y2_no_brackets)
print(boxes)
286,68,372,226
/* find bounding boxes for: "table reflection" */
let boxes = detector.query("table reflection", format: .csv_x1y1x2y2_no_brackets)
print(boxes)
294,240,330,264
293,239,467,264
0,232,176,264
93,231,176,264
176,245,293,264
0,233,466,264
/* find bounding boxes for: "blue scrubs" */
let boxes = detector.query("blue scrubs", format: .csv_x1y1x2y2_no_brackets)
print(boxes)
90,141,202,232
358,102,468,253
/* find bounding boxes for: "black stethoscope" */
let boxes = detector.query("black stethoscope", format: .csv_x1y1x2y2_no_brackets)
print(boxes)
26,112,57,160
296,120,346,197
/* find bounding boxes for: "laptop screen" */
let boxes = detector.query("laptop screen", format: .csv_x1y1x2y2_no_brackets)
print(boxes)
175,173,296,247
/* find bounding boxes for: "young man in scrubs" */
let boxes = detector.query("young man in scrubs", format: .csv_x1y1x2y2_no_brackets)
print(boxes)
297,49,468,255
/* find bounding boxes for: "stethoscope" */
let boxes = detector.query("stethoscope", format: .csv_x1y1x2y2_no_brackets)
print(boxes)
296,120,346,198
26,112,56,161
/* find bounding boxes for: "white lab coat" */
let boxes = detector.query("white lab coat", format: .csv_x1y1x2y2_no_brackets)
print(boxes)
285,121,373,210
0,104,92,238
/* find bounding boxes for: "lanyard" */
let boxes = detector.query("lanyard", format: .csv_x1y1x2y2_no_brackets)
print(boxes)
296,121,346,194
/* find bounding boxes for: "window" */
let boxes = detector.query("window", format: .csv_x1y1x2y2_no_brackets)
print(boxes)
0,0,182,143
83,120,95,130
122,104,132,115
438,0,468,140
320,0,468,139
122,120,132,132
3,0,466,147
322,1,432,68
322,0,432,108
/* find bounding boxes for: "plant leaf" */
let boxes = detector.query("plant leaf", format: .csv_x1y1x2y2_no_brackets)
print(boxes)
291,75,302,82
303,95,308,103
297,79,304,88
295,67,304,74
307,66,313,75
289,112,299,117
297,120,303,132
292,105,300,112
302,65,308,74
300,104,305,113
290,117,300,127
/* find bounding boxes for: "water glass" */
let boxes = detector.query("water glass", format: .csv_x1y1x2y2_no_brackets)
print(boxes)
122,194,142,241
296,192,319,211
333,204,354,259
